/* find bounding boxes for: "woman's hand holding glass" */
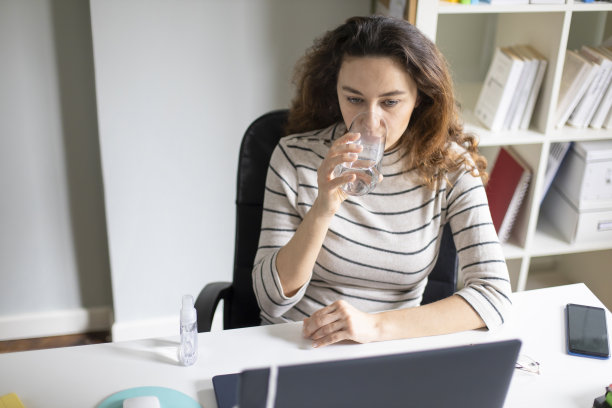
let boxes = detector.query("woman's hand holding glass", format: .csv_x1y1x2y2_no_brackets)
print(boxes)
302,300,379,348
335,111,387,196
315,112,387,217
314,132,363,216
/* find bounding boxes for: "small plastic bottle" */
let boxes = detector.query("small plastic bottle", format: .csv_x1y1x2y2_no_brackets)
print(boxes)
179,294,198,366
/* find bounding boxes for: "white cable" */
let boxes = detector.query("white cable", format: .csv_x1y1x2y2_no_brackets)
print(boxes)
265,365,278,408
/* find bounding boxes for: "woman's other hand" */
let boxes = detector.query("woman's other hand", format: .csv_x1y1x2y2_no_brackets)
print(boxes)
302,300,380,347
314,132,362,216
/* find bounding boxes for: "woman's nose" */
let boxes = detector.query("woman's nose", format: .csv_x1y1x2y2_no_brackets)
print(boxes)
365,107,386,126
365,104,384,118
365,113,378,129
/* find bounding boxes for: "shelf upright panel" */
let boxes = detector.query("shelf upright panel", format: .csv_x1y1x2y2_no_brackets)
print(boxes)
532,217,612,257
416,1,439,41
544,11,574,135
515,141,549,291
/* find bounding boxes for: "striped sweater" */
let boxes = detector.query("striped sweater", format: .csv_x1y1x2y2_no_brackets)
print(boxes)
252,123,512,330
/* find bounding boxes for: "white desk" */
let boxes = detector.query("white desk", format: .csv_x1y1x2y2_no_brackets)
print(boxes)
1,283,611,407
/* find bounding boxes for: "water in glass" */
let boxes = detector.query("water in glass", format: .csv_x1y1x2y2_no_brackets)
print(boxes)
336,112,387,196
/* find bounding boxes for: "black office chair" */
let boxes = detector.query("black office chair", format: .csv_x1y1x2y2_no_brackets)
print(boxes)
194,109,458,332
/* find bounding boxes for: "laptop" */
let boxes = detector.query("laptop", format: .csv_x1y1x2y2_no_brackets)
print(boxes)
213,339,521,408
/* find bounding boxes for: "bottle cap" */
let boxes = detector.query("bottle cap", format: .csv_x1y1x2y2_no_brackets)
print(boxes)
181,294,197,323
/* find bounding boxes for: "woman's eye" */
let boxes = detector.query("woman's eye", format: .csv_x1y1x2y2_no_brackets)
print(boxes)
347,97,363,104
383,100,399,107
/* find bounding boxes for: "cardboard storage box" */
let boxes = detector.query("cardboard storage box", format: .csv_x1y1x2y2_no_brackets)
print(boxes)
543,186,612,243
552,140,612,211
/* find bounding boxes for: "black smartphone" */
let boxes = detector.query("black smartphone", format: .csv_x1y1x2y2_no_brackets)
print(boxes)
565,303,610,359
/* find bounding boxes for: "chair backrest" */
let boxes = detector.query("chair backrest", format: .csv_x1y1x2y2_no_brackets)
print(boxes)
421,222,457,305
223,109,457,329
224,110,290,329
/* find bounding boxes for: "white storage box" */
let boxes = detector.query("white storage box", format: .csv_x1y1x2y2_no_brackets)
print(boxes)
552,140,612,211
542,186,612,243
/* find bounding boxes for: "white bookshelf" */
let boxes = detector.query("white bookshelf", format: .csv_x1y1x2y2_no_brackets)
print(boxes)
416,1,612,294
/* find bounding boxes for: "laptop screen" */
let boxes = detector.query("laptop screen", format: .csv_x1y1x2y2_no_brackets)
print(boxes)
214,339,521,408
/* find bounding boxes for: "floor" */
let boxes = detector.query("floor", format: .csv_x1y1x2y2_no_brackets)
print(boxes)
0,331,111,354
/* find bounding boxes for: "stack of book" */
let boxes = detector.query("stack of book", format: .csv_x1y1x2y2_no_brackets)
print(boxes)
474,45,548,132
555,44,612,129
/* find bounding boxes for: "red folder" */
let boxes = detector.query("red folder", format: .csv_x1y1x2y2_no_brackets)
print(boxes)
485,147,532,242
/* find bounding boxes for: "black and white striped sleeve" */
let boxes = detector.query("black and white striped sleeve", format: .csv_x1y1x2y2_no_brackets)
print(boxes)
252,141,310,318
446,169,512,329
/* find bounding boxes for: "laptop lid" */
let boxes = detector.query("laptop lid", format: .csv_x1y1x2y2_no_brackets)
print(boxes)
214,339,521,408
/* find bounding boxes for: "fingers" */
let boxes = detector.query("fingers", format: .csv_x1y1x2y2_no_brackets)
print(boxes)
326,133,360,159
302,303,340,338
327,172,355,191
327,152,359,173
304,317,351,349
321,134,362,174
302,301,359,348
326,140,362,167
315,132,364,212
333,131,361,150
309,320,346,341
312,330,351,348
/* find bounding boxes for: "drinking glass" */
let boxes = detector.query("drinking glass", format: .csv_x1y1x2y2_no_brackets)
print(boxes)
335,111,387,196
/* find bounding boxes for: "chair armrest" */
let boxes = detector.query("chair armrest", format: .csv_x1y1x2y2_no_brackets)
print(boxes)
194,281,231,332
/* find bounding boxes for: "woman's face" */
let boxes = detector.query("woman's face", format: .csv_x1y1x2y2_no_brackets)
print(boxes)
336,56,419,151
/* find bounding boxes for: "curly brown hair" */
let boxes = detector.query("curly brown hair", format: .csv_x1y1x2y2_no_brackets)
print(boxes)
287,15,487,188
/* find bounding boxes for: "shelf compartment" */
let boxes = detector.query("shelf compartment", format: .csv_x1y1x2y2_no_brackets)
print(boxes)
455,82,546,146
438,12,566,136
501,241,524,260
524,269,574,292
526,251,612,309
531,216,612,257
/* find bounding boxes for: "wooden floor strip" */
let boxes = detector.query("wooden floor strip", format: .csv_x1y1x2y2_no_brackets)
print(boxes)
0,331,111,354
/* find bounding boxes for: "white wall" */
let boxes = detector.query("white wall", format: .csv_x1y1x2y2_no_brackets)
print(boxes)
89,0,370,340
0,0,370,342
0,1,112,340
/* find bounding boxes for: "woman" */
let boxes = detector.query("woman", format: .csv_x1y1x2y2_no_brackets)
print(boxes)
252,16,512,348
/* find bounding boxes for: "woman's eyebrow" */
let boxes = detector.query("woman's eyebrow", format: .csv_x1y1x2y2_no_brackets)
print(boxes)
379,90,406,97
341,86,405,97
342,86,363,95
